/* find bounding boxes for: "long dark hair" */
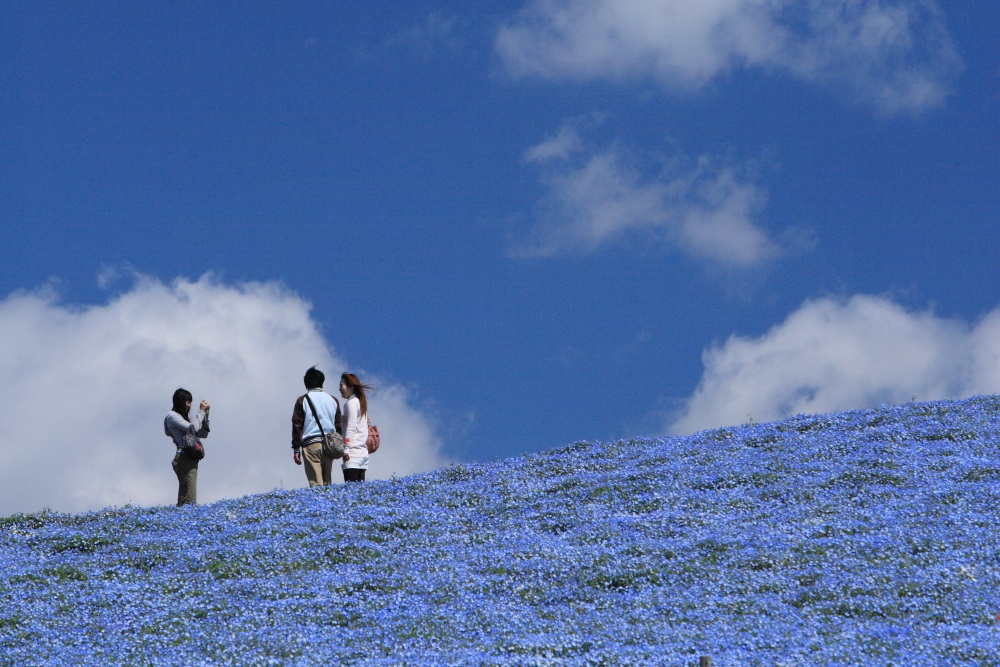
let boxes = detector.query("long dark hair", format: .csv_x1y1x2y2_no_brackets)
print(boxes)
341,373,371,416
172,388,193,420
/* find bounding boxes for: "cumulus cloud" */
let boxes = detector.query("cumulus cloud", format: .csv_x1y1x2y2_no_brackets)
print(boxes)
669,295,1000,434
515,122,787,265
496,0,961,114
0,274,450,517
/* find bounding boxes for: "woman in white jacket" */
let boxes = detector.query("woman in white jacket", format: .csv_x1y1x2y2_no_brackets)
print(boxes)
164,387,210,506
338,372,370,482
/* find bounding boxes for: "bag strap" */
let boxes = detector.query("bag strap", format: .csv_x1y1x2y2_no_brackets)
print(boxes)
304,393,329,441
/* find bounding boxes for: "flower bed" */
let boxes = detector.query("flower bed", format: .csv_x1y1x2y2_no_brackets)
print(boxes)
2,396,1000,665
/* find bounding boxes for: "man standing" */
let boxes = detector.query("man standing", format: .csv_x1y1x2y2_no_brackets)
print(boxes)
291,366,342,486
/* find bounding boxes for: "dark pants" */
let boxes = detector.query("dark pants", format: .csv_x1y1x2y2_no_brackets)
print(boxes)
343,468,366,482
172,452,199,505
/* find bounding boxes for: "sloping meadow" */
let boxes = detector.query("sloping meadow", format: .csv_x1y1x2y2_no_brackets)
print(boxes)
2,396,1000,666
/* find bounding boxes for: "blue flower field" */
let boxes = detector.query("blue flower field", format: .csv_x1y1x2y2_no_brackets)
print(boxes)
2,396,1000,666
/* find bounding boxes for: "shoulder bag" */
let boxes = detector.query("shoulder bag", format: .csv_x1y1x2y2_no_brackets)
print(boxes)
305,393,345,459
366,420,380,454
182,430,205,461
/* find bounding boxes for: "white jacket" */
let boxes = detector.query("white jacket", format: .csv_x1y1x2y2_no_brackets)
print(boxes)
341,394,369,470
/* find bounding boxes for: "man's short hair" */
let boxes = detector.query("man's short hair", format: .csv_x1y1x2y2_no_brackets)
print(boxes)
304,366,325,389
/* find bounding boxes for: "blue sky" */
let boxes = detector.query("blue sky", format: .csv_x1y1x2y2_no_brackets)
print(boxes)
2,1,998,515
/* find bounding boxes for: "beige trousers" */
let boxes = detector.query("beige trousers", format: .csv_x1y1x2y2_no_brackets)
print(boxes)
302,441,333,486
172,452,199,506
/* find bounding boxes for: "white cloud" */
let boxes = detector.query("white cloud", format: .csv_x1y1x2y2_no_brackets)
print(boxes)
496,0,961,114
0,275,450,517
364,11,463,60
515,124,785,265
524,123,587,162
669,295,1000,434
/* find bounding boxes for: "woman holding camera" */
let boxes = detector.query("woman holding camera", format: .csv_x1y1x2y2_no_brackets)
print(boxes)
164,387,210,506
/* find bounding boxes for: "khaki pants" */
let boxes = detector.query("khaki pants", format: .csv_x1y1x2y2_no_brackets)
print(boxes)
172,452,199,506
302,441,333,487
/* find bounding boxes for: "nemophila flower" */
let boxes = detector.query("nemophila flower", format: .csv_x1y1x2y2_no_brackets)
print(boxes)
4,397,1000,664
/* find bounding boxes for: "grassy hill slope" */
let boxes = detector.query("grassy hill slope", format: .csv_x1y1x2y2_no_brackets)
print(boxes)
2,396,1000,666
